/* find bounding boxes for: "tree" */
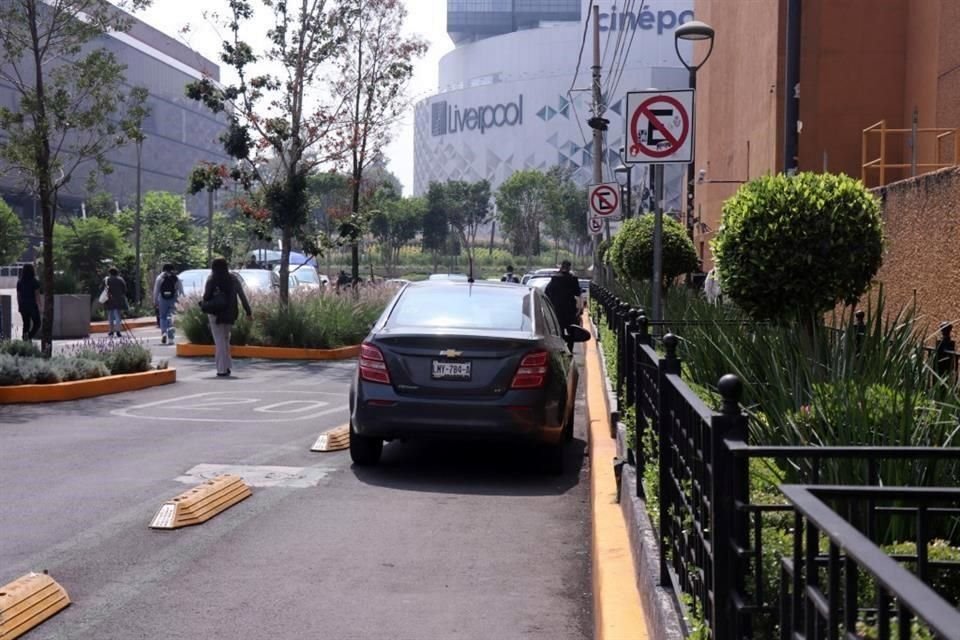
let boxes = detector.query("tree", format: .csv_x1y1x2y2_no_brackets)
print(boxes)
712,172,883,323
186,0,347,304
606,215,698,290
445,180,492,271
0,0,151,354
495,169,551,270
543,167,586,262
0,199,26,265
422,182,449,273
187,161,229,266
136,191,196,275
85,192,117,219
335,0,426,281
53,217,130,296
369,195,424,275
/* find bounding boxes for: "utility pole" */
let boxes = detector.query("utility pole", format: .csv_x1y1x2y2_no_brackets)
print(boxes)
134,138,143,305
652,165,664,321
589,3,606,266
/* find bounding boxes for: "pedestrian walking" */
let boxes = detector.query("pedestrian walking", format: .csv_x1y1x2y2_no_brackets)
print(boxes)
545,260,582,352
101,267,128,337
201,257,252,378
153,263,184,345
500,265,520,283
16,264,42,341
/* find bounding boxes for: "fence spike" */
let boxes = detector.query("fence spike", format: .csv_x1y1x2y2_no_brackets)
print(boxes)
718,374,743,415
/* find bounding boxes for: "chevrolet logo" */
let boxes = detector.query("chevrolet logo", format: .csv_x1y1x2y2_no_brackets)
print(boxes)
439,349,463,359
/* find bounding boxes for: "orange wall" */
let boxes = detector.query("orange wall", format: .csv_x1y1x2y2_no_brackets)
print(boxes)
904,0,941,167
937,0,960,162
693,0,784,269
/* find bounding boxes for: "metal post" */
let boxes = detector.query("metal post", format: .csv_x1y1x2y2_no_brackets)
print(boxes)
658,334,682,587
625,165,632,219
134,139,142,305
207,189,214,266
911,106,919,177
652,165,664,321
590,3,604,268
685,67,697,238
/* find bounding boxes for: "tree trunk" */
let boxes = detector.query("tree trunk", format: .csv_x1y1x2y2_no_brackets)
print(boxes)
40,192,54,357
279,227,291,304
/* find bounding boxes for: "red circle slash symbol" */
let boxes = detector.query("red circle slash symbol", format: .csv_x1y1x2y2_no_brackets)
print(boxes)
629,95,690,159
590,185,619,217
588,217,604,234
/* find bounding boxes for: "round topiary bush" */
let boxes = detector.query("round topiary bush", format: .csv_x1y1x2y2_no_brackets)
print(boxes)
606,214,698,286
712,172,883,322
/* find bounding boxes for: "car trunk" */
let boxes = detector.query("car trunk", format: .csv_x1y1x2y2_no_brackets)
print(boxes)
375,333,541,398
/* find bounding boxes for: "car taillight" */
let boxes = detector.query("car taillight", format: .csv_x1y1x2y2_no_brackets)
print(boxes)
511,350,549,389
359,343,391,385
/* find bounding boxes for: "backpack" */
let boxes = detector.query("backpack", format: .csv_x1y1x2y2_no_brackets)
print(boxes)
159,273,178,300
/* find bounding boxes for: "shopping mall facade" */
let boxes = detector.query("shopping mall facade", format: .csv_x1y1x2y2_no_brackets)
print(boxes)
414,0,695,208
0,6,230,226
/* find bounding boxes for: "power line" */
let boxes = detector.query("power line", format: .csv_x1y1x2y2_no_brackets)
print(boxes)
602,0,634,97
607,0,647,102
568,0,595,96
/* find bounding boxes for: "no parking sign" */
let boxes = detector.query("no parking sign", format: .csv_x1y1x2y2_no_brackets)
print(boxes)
625,89,694,164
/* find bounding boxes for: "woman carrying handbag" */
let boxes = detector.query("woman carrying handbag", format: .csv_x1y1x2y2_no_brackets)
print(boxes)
201,257,252,377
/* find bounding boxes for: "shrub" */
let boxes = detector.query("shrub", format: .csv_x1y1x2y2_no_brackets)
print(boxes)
712,172,883,322
0,199,26,265
606,214,697,286
64,338,153,375
0,340,43,358
49,356,110,381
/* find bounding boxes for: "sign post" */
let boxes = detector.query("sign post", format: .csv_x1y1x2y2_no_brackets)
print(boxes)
624,89,695,321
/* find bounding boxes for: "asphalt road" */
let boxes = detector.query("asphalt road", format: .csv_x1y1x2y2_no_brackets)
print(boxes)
0,331,592,640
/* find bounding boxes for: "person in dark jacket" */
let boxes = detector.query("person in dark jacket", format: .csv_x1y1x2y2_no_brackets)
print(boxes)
102,267,128,337
203,257,252,377
544,260,581,351
16,264,42,340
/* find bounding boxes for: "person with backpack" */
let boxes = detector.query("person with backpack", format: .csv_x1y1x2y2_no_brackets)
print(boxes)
153,263,184,345
202,257,252,377
500,265,520,284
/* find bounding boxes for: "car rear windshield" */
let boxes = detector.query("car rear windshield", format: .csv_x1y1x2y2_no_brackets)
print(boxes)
387,287,532,332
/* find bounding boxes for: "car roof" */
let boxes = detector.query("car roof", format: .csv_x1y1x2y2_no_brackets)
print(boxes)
404,280,532,295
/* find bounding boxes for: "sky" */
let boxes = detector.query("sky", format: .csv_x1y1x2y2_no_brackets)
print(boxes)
138,1,454,196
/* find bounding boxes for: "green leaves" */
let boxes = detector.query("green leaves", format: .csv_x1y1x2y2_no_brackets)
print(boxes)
606,214,698,285
0,199,25,265
712,172,883,322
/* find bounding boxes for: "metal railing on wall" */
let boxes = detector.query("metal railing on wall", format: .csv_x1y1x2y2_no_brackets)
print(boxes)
589,283,960,640
862,119,960,188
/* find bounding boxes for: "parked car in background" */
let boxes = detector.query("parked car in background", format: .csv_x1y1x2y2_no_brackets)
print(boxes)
275,264,324,290
384,278,411,288
177,269,212,296
236,269,279,293
348,280,591,472
427,273,470,282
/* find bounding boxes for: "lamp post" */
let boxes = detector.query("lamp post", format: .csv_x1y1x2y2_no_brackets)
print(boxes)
614,161,632,220
674,19,715,242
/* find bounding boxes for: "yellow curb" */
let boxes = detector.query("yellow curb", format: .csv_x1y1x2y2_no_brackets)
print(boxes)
176,342,361,361
584,312,650,640
0,572,71,640
90,318,157,333
149,474,252,530
0,369,176,404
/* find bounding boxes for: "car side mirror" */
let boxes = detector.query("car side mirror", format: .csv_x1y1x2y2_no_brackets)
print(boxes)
566,325,591,343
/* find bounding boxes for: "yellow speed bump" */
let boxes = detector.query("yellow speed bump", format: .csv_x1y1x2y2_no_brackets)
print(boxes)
0,572,71,640
311,424,349,452
150,474,251,530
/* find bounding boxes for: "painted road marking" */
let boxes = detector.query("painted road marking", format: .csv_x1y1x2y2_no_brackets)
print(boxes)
175,464,334,488
111,391,346,423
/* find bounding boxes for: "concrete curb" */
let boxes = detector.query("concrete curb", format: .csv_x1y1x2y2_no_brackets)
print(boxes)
0,368,176,404
175,343,360,361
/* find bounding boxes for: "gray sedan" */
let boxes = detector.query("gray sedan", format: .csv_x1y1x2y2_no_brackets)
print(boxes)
348,281,590,472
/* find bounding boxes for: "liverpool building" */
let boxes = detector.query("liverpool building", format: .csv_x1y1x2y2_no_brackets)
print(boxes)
414,0,694,208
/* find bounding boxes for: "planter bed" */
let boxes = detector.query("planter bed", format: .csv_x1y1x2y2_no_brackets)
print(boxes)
176,343,360,361
0,368,176,404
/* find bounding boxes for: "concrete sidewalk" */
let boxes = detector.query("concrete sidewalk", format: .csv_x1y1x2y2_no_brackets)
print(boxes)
585,312,651,640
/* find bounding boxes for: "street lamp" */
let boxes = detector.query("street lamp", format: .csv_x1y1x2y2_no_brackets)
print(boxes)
675,20,715,242
614,161,632,220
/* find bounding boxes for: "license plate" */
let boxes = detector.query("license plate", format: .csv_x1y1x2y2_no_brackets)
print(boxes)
431,360,471,380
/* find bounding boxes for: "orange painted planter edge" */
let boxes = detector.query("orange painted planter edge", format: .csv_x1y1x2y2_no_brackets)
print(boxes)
0,368,177,404
175,343,361,361
90,318,157,334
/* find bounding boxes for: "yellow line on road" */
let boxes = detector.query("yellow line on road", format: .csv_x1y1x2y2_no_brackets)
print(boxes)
584,314,650,640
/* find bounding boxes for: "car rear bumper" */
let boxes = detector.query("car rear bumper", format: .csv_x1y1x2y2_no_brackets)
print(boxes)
351,384,563,445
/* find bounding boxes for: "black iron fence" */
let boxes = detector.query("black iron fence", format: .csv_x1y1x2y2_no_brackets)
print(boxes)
590,283,960,640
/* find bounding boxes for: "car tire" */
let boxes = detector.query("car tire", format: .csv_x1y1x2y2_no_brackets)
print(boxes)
349,421,383,466
563,402,575,443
